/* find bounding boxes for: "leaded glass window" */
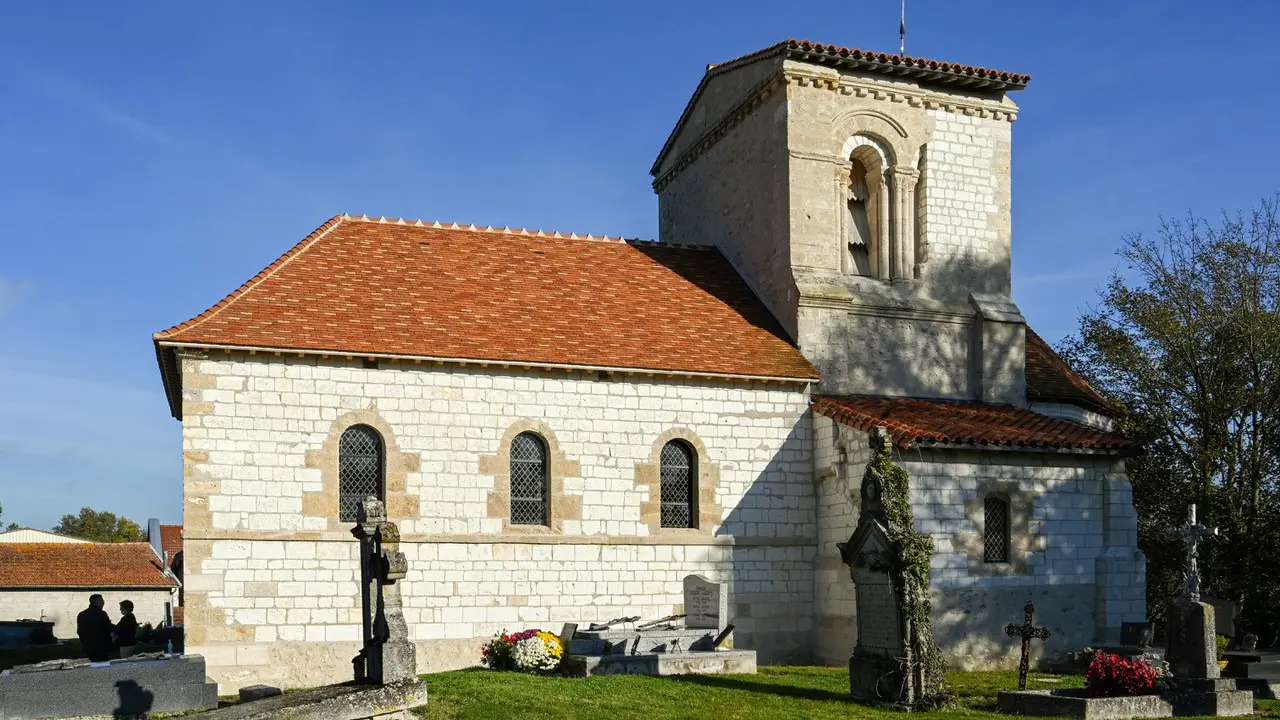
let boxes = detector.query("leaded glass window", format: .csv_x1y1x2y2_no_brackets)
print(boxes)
339,425,384,522
660,440,694,529
984,496,1010,563
510,433,548,526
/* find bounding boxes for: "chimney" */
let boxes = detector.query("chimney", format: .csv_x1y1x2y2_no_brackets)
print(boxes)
148,518,163,558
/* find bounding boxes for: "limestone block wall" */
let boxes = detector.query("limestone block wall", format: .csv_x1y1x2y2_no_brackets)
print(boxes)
0,588,175,640
179,353,816,691
782,62,1020,399
656,78,797,340
812,420,1146,668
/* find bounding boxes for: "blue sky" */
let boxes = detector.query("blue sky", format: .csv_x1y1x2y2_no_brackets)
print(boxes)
1,1,1277,530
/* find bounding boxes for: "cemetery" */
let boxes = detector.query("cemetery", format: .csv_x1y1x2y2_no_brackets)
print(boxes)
3,440,1279,720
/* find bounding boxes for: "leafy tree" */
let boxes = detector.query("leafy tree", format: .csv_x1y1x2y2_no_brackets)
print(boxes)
1061,196,1280,643
0,503,19,531
52,507,146,543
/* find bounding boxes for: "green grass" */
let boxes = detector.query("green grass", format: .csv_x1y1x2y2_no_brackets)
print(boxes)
411,667,1280,720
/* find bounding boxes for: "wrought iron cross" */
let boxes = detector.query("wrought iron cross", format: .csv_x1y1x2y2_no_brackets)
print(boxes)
1173,504,1218,602
1005,600,1051,690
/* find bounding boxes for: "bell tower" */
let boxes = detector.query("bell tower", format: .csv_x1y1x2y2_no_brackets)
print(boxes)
653,40,1030,404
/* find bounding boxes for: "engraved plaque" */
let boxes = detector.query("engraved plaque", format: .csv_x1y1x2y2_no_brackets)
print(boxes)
853,567,901,652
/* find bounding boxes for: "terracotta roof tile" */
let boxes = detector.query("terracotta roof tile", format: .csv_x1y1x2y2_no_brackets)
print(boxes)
780,39,1030,88
1025,329,1118,416
0,543,176,588
154,216,818,408
158,525,182,559
812,395,1132,452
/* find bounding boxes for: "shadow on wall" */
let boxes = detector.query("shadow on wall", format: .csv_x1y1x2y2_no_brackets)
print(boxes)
807,253,1025,403
711,421,817,665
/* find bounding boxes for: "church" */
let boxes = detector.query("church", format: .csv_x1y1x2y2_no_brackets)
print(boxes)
154,39,1146,691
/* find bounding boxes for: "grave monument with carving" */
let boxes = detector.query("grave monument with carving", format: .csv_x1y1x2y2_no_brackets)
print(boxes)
837,427,945,707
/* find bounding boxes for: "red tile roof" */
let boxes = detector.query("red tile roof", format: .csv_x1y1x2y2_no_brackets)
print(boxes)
154,215,819,417
1025,330,1119,416
0,543,177,588
158,524,182,561
732,39,1031,90
812,395,1132,452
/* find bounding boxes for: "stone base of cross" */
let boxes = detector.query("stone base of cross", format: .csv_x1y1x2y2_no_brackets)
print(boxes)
1005,600,1051,690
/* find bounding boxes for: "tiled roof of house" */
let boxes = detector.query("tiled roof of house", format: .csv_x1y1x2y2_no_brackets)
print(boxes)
154,215,818,418
1025,330,1119,415
812,395,1133,452
0,543,177,588
158,524,182,560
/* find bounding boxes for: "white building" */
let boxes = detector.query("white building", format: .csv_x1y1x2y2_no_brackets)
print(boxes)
0,543,178,639
154,39,1145,691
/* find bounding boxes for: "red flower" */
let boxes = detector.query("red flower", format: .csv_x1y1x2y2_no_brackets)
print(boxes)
1086,651,1160,697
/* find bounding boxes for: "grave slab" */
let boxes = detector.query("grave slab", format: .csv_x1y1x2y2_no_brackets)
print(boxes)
565,650,757,677
0,654,218,720
998,689,1173,720
191,679,427,720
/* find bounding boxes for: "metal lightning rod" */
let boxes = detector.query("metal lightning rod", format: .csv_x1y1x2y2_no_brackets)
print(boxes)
896,0,906,54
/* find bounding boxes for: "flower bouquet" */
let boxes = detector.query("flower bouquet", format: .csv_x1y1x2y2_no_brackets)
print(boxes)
481,629,565,673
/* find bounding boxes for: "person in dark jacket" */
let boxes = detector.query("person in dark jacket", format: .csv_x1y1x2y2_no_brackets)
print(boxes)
76,594,114,662
115,600,138,658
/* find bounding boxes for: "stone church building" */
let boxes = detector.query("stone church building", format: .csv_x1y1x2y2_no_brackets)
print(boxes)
154,40,1145,690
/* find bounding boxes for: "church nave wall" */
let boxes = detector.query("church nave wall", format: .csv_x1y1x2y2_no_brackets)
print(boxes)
178,352,818,690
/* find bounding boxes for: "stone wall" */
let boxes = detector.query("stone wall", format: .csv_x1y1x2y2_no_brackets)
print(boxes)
0,588,175,640
180,353,816,691
812,416,1146,668
656,73,798,340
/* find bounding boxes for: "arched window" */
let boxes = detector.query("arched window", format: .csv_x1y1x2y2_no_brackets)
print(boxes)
339,425,385,522
983,496,1010,563
510,432,549,526
840,137,891,280
660,440,695,529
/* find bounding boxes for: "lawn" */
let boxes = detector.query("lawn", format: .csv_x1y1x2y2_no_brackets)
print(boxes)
412,667,1280,720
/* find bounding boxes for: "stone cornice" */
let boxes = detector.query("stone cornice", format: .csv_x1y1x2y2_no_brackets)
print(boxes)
797,287,976,325
184,529,817,547
784,68,1019,122
653,67,1017,193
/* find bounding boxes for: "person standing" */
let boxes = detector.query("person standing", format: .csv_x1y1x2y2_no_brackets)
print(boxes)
76,594,114,662
115,600,138,658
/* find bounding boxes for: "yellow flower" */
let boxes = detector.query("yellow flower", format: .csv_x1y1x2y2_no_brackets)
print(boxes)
537,631,564,659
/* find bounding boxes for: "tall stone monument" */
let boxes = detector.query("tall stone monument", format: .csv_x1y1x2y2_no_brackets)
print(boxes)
1164,504,1253,716
352,498,417,685
837,427,944,707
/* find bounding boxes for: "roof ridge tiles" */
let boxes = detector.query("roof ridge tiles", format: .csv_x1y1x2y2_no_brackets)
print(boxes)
341,212,653,245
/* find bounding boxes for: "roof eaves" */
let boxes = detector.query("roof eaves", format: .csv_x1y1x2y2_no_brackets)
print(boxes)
155,340,822,385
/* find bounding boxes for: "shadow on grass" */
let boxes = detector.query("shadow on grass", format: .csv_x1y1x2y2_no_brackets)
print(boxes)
665,673,853,703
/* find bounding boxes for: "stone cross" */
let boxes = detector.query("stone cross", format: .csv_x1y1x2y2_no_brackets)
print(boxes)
351,497,416,685
1173,504,1218,602
1004,600,1051,690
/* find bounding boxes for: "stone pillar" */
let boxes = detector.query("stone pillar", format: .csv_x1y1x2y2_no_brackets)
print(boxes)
891,166,918,283
1094,462,1146,645
874,171,891,281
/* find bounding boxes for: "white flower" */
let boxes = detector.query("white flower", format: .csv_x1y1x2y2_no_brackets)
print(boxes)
511,636,558,672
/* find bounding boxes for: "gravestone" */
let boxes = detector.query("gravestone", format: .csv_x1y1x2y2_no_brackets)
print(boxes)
1167,504,1220,680
683,575,726,630
1120,622,1155,649
351,498,417,685
1204,597,1238,640
837,427,943,707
